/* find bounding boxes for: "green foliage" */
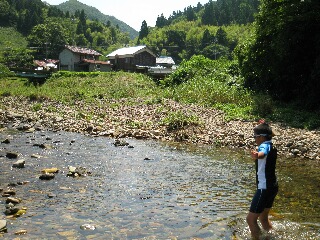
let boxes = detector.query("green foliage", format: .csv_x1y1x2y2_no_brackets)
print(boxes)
0,27,28,58
0,63,14,77
32,102,42,112
55,0,137,39
160,56,253,120
161,110,202,131
3,48,34,68
138,20,149,42
27,20,70,59
0,70,319,129
239,0,320,109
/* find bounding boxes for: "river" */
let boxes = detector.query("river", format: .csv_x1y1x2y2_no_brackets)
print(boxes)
0,130,319,239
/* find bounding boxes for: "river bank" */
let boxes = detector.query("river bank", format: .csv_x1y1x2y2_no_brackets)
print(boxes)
0,96,319,160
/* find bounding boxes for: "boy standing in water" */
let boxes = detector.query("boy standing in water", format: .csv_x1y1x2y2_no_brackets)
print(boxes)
247,120,278,239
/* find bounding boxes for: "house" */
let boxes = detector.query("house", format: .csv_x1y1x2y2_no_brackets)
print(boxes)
148,56,176,79
78,59,112,72
107,46,156,72
59,45,112,72
156,56,175,68
34,59,59,71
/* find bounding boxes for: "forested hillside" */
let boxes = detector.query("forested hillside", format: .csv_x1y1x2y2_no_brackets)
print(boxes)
0,0,132,62
137,0,259,63
55,0,138,39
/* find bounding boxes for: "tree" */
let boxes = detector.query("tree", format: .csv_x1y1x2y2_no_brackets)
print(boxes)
3,48,34,68
185,6,196,21
239,0,320,109
216,27,228,46
201,29,213,49
27,21,70,59
156,14,168,28
201,0,215,25
138,20,149,42
0,0,17,27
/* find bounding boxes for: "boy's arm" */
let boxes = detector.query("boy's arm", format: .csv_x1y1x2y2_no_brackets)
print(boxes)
250,150,265,159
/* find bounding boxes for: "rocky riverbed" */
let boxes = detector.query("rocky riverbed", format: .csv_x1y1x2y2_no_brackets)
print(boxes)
0,96,319,160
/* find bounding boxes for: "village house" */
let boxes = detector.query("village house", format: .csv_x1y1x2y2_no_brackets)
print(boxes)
156,56,176,68
59,45,112,72
107,45,156,72
34,59,59,71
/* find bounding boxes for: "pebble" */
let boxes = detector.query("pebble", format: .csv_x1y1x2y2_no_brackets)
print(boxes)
12,159,25,168
0,96,319,160
39,173,55,180
80,224,96,230
6,152,19,159
6,197,21,204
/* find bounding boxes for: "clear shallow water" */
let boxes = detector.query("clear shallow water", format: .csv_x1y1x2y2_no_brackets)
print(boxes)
0,130,319,239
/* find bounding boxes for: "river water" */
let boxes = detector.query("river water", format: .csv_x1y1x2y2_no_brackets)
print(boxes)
0,130,319,239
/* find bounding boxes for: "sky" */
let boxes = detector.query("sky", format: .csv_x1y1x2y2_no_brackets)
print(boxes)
42,0,209,31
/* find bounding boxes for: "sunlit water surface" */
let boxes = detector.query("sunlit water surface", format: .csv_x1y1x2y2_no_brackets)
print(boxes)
0,130,319,239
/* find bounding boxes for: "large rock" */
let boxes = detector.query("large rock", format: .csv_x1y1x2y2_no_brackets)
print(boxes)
0,220,7,232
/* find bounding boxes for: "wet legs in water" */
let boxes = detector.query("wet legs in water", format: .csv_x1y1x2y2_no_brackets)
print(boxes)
247,208,272,239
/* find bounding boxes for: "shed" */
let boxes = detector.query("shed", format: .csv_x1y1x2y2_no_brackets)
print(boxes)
107,46,156,72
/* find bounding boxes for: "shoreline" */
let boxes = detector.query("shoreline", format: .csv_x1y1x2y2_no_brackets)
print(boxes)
0,96,319,161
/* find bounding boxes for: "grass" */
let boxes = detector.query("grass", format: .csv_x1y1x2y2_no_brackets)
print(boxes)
0,65,319,130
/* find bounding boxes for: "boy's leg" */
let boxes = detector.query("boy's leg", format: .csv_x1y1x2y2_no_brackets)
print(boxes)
247,212,261,240
259,208,272,231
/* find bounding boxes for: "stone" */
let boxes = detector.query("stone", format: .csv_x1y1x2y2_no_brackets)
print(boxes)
3,189,15,196
12,159,25,168
0,220,7,233
41,168,59,174
113,139,129,147
39,173,55,180
4,207,19,215
67,166,90,177
14,229,27,235
6,152,19,159
6,197,21,204
1,139,10,144
80,224,96,230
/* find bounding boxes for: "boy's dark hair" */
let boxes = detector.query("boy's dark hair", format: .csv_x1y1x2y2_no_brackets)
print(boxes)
254,122,273,140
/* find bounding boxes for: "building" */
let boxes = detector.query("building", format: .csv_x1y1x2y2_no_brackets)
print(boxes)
59,45,112,72
107,46,156,72
156,56,175,68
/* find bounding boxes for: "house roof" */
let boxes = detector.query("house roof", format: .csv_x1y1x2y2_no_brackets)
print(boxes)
107,45,156,59
65,45,102,56
156,56,175,65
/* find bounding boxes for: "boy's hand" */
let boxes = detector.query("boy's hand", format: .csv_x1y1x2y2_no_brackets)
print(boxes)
250,150,258,159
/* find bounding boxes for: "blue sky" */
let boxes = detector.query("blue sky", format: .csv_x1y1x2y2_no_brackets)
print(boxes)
42,0,209,31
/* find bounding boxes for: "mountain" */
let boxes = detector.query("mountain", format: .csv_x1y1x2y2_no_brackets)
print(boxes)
53,0,138,39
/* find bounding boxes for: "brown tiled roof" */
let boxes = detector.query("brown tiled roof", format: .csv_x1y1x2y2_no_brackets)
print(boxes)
65,45,102,56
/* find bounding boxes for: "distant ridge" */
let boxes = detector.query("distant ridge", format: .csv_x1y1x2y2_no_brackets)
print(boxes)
54,0,138,39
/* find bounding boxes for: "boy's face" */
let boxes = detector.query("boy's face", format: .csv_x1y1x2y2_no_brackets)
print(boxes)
253,134,266,145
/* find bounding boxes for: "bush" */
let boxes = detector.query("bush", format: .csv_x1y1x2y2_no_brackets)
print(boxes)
0,63,14,77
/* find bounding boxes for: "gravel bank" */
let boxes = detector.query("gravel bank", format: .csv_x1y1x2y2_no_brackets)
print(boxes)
0,96,319,160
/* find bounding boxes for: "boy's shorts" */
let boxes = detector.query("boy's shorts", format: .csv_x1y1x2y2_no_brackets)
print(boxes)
249,187,278,213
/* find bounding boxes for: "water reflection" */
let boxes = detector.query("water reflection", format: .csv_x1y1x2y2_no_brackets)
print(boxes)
0,130,319,239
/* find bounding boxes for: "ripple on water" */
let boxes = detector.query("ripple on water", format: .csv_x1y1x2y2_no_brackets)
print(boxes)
0,130,319,239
